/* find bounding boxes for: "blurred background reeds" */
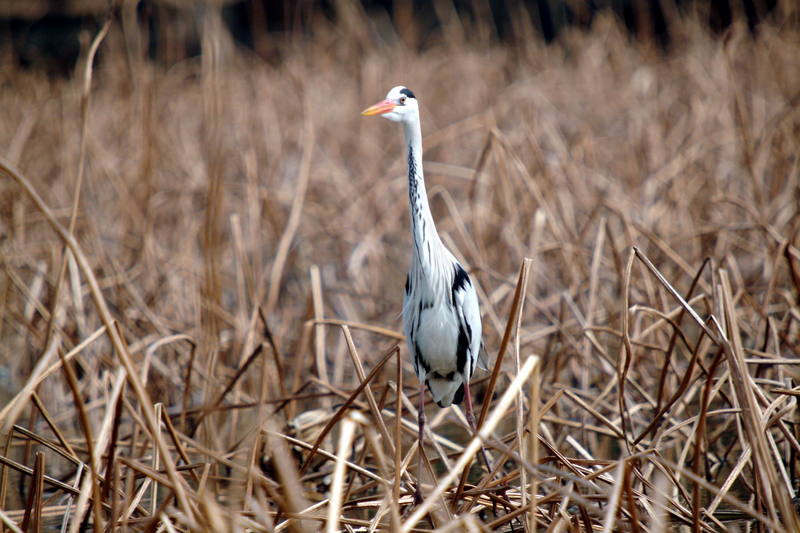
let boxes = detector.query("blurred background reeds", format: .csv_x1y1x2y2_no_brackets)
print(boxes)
1,0,799,530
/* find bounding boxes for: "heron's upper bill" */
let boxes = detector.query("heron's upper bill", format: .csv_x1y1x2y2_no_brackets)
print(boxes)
361,99,396,116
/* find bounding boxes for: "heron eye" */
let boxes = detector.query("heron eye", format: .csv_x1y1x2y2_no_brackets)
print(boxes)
400,95,407,104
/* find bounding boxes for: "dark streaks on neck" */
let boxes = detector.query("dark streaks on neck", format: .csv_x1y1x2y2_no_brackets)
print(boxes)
408,145,423,258
408,145,422,223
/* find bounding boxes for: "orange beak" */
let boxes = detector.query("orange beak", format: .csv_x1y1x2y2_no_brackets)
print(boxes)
361,99,396,116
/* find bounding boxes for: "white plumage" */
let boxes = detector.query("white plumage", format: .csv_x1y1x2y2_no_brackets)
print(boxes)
362,86,484,460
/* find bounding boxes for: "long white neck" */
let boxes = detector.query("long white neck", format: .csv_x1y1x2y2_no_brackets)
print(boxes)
404,118,442,272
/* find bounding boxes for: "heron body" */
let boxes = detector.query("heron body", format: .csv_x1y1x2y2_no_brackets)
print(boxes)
362,86,483,448
405,257,480,407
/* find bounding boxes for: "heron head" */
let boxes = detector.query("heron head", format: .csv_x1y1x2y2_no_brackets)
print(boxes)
361,86,418,123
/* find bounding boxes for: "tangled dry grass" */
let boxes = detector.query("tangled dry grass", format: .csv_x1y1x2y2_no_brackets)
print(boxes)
1,3,800,531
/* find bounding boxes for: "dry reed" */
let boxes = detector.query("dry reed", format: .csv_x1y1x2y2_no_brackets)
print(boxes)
1,2,799,531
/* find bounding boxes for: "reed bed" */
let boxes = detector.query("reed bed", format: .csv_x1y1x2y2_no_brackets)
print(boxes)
1,3,799,531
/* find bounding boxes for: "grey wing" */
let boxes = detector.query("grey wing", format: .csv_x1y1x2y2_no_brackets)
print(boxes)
402,273,420,377
452,265,483,378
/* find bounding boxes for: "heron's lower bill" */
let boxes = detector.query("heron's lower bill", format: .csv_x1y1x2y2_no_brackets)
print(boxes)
361,99,396,116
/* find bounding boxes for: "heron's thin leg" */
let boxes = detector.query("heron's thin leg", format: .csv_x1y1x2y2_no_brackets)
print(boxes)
415,381,426,505
465,378,514,520
464,379,492,475
418,381,426,445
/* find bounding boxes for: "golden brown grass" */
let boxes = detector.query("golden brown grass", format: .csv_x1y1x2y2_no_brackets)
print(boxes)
1,3,800,531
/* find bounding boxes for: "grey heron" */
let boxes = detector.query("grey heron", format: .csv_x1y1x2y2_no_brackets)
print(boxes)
362,86,485,494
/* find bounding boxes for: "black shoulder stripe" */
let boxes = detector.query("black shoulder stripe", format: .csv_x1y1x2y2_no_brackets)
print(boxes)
451,264,471,304
405,274,410,295
455,322,469,376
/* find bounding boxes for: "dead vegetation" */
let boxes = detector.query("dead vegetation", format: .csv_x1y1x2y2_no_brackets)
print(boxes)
1,2,800,531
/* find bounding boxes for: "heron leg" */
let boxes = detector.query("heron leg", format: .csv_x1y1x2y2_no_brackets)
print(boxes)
414,381,426,505
464,379,492,475
418,381,426,444
465,379,515,520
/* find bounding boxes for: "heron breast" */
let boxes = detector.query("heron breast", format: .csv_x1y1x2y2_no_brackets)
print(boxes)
411,303,460,374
